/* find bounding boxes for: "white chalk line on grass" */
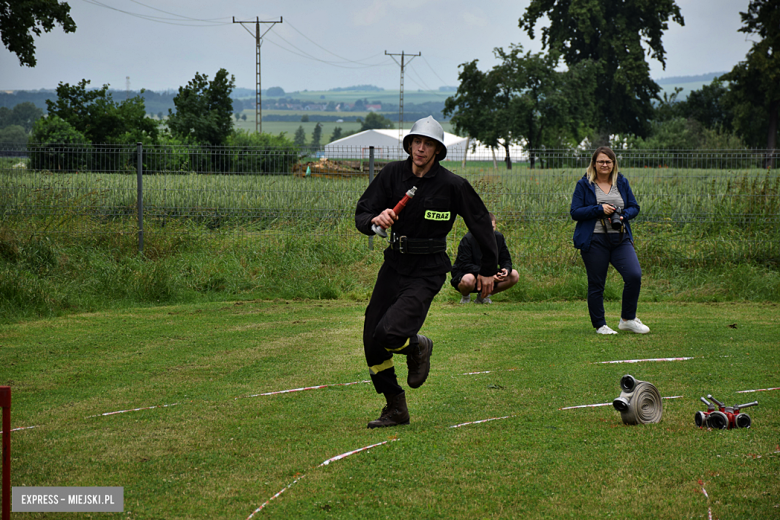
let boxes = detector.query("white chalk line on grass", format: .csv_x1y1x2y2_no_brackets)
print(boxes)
595,357,695,364
736,386,780,393
559,396,683,410
698,480,714,520
236,380,371,399
81,380,371,419
460,368,518,376
0,425,40,434
246,440,398,519
449,415,514,428
86,403,180,418
245,411,518,518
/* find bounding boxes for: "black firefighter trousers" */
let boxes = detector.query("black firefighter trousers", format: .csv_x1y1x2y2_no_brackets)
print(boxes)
363,261,446,396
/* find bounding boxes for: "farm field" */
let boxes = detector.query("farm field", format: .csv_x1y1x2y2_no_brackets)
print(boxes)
233,111,455,138
1,300,778,519
235,118,361,139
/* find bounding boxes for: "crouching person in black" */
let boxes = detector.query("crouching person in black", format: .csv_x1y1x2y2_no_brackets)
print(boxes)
355,116,498,428
451,212,519,304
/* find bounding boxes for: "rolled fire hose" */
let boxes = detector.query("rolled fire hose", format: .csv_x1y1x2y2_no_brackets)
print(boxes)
612,375,663,425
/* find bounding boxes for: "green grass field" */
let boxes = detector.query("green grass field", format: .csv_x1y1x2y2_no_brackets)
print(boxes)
2,300,778,519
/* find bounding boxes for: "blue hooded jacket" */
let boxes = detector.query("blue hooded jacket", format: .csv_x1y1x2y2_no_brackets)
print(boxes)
570,173,640,252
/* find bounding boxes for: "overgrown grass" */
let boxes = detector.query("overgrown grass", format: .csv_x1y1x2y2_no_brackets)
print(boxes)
3,160,778,228
1,300,778,519
1,159,779,323
1,212,779,325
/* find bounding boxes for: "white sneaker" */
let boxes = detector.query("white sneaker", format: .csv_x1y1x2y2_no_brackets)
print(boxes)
475,294,492,304
459,294,471,304
596,325,618,335
619,318,650,334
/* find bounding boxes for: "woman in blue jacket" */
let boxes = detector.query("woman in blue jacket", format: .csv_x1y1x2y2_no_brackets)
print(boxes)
570,146,650,335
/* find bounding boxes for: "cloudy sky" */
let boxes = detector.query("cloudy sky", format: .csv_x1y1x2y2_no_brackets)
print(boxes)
2,0,756,93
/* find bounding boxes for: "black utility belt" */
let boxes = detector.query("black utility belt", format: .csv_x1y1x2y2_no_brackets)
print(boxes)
390,234,447,255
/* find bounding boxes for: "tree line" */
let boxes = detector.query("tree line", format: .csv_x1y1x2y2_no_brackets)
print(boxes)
4,0,776,165
443,0,778,168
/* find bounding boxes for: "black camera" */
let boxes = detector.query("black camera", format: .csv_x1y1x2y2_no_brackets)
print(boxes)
609,206,623,230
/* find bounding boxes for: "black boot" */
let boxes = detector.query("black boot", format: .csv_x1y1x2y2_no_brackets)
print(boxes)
367,391,410,429
407,334,433,389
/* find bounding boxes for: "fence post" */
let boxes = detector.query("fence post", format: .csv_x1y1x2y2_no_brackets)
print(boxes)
1,386,10,520
368,146,375,250
136,142,144,255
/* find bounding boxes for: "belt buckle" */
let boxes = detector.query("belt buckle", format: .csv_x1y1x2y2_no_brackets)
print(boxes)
398,235,407,254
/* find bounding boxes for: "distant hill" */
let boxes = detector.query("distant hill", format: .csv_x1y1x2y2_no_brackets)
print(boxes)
653,72,728,100
328,85,384,92
0,89,255,115
1,73,732,116
654,72,727,85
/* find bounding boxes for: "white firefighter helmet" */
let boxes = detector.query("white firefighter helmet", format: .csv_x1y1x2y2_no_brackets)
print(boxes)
403,116,447,161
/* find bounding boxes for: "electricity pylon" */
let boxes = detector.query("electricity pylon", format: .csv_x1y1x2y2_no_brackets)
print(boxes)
233,16,283,134
385,51,420,143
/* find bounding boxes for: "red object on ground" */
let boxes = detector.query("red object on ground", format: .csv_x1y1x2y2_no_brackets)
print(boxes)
1,386,10,520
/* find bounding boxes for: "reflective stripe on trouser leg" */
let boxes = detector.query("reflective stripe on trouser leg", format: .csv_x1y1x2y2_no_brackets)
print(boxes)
363,262,445,395
369,358,394,375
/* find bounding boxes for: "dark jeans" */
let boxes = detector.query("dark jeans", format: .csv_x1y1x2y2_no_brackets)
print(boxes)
363,262,446,395
580,233,642,328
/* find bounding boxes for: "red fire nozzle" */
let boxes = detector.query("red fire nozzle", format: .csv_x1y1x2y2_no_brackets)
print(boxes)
372,186,417,238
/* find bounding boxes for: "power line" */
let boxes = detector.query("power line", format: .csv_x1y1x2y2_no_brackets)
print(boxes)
126,0,227,23
283,20,385,66
421,55,451,87
264,32,389,69
406,63,435,92
81,0,230,26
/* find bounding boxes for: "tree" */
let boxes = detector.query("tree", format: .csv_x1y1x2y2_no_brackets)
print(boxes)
294,125,306,147
444,45,595,168
10,101,43,132
28,114,90,170
329,127,343,142
301,114,310,122
0,0,76,67
679,80,733,131
167,69,235,146
43,79,158,143
721,0,779,156
29,114,86,143
520,0,684,139
225,130,298,174
311,123,322,148
0,102,43,132
0,125,28,145
266,86,285,97
360,112,394,131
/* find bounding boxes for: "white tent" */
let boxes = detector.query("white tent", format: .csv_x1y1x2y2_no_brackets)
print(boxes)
323,129,467,161
322,128,529,163
461,138,529,163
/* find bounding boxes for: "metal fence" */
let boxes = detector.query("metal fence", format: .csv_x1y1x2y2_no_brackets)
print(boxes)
1,143,778,252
